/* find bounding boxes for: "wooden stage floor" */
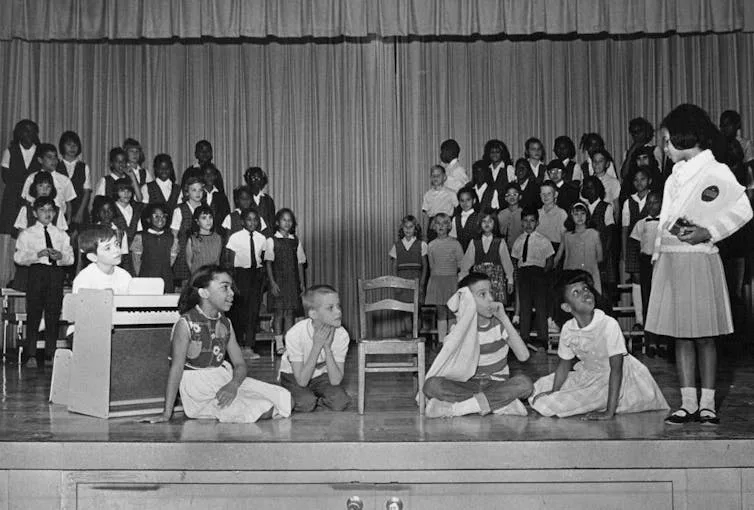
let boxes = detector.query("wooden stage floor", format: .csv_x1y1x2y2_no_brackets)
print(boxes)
2,338,754,508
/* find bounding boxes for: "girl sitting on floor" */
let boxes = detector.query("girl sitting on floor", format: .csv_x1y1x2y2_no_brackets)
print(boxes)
145,265,291,423
529,270,668,419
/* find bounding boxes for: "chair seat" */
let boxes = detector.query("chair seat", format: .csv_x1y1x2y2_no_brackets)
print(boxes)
358,337,424,355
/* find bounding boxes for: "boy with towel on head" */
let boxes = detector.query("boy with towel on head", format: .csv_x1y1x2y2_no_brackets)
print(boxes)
422,272,533,418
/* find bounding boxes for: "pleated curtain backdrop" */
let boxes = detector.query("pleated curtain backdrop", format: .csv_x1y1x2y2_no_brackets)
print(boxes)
1,33,753,327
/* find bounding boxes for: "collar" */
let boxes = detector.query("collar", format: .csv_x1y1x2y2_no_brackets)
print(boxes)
194,304,222,320
568,309,604,332
253,191,266,199
20,144,36,154
116,201,132,211
443,158,459,169
147,228,166,234
274,231,295,239
671,149,714,186
460,208,474,218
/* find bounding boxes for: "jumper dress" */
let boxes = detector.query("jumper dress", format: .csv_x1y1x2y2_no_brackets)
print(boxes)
269,236,302,311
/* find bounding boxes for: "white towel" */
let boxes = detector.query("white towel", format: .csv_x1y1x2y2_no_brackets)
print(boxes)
425,287,480,382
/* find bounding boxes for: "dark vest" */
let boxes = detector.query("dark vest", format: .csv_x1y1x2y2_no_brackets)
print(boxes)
146,180,181,212
453,211,481,252
490,164,509,199
395,239,423,273
588,200,610,250
473,237,503,265
103,175,118,198
626,196,648,229
474,185,498,213
139,230,175,293
563,160,577,182
56,160,87,220
0,144,40,234
113,201,145,243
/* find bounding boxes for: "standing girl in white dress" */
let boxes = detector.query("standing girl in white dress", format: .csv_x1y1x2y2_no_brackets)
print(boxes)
648,104,753,425
530,270,668,419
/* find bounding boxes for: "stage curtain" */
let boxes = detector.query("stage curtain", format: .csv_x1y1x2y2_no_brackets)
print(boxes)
0,0,751,41
1,32,753,323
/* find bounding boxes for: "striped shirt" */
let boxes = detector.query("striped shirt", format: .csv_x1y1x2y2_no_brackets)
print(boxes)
474,317,510,380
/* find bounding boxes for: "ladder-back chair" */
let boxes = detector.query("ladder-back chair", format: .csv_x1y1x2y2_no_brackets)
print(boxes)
356,276,426,415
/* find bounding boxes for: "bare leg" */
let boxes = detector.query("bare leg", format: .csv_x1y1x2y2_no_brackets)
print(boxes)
675,339,697,388
696,337,717,390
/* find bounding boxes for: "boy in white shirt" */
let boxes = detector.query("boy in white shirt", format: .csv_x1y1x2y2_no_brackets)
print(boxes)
278,285,351,412
73,224,133,294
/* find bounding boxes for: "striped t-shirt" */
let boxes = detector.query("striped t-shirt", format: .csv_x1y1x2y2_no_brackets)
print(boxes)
474,317,509,380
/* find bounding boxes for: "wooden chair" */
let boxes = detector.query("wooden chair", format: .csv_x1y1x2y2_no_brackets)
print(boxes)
357,276,426,415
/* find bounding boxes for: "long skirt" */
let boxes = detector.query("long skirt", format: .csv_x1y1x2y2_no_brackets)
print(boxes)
529,355,669,418
179,362,292,423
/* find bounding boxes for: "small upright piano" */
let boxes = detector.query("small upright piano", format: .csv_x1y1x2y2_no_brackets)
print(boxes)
66,289,181,418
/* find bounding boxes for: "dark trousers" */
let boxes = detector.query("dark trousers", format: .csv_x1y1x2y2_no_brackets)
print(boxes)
518,266,549,346
25,264,65,359
230,267,265,349
280,372,351,412
423,374,533,414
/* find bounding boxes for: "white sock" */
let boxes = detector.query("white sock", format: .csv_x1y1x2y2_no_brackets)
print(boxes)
699,389,715,411
493,399,528,416
679,387,698,413
452,397,482,416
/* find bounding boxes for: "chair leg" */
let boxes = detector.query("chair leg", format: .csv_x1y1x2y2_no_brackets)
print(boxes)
417,342,426,415
357,344,366,415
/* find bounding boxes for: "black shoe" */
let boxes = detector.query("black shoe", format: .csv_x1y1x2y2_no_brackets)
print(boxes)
665,408,699,425
699,408,720,425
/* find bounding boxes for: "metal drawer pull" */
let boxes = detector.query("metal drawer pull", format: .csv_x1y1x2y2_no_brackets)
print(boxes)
386,496,403,510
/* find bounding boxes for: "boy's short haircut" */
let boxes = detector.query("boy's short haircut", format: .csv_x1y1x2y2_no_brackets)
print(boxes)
440,139,460,158
646,190,663,202
504,182,522,194
240,207,260,221
78,225,118,256
35,143,57,159
430,164,446,175
521,207,539,221
302,285,338,313
457,186,476,201
547,159,565,171
32,196,57,211
458,271,490,290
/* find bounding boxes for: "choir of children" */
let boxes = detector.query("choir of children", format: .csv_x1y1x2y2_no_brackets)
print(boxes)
3,102,753,424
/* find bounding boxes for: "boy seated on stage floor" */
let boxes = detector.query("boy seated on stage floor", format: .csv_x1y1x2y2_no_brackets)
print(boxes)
423,272,533,418
278,285,351,412
72,224,132,294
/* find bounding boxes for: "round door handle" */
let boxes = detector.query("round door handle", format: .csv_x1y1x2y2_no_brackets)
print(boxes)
346,495,364,510
386,496,403,510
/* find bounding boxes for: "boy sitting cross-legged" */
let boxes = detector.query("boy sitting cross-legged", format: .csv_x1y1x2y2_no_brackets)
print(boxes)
423,272,533,418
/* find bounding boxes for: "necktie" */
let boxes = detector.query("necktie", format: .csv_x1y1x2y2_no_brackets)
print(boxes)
44,226,56,266
249,231,257,268
522,233,530,264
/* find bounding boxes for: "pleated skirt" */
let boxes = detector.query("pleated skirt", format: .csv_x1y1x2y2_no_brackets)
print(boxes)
645,251,733,338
